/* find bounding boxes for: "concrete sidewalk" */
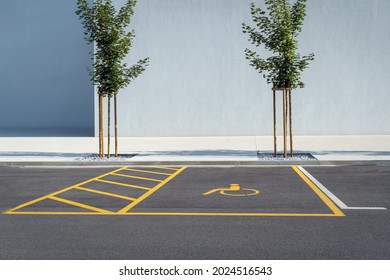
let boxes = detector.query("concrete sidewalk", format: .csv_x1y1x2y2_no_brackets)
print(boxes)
0,135,389,166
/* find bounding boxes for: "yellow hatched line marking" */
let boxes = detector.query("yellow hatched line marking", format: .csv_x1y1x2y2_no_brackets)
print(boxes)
3,166,128,214
96,178,151,191
95,178,149,188
292,166,345,217
150,166,180,171
111,173,163,182
75,186,136,201
118,166,187,213
49,196,113,214
123,168,173,176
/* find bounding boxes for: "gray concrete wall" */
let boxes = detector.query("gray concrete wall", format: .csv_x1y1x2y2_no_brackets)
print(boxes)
1,0,389,137
110,0,390,136
0,0,94,136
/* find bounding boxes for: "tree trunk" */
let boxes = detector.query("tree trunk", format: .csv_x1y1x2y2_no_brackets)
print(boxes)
114,94,118,157
273,84,276,157
283,89,287,159
289,90,293,158
98,93,101,157
107,94,111,158
99,93,105,158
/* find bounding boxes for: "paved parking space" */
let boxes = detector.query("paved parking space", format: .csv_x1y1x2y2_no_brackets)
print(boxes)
130,166,343,216
4,166,186,215
4,166,344,217
0,165,388,259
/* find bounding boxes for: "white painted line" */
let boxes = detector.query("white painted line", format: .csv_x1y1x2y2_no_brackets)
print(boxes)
341,207,387,210
297,166,387,210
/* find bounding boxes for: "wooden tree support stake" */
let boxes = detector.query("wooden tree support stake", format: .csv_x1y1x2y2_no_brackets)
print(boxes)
288,89,293,157
107,94,111,159
272,87,294,159
114,94,118,157
273,85,277,157
99,93,105,158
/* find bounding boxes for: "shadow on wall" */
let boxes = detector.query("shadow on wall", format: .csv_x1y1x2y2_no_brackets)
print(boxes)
0,1,94,135
0,128,94,137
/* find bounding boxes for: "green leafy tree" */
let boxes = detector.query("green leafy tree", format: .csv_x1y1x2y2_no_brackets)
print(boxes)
76,0,148,158
243,0,314,158
242,0,314,89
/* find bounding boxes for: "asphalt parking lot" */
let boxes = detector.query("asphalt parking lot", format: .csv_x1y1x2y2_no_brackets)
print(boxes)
0,165,388,259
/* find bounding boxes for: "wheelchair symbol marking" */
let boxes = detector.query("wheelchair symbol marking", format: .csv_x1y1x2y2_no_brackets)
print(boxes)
202,184,260,197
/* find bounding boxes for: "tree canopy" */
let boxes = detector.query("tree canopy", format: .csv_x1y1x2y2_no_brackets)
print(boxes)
76,0,148,94
242,0,314,89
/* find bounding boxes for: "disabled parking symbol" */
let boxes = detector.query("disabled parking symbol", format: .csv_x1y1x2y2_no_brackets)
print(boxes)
202,184,260,197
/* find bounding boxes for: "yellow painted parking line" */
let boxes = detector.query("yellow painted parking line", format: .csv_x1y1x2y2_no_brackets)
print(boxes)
96,178,151,190
4,165,343,217
110,173,163,183
125,212,337,217
75,186,136,201
4,166,128,214
6,211,111,215
118,166,187,213
292,166,345,217
123,168,173,176
150,166,180,171
49,196,113,214
95,178,148,188
5,212,338,216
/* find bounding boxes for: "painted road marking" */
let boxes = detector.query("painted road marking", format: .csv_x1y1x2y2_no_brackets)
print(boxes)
129,166,344,217
292,166,344,216
110,173,163,183
123,168,173,176
4,166,187,215
118,166,187,213
297,166,387,210
150,166,181,171
49,196,113,214
3,166,350,216
203,184,260,197
3,166,129,214
75,186,137,201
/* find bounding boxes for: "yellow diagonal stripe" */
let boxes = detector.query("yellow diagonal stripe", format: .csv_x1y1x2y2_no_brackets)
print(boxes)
150,166,180,171
49,196,113,214
123,168,173,176
110,173,163,182
4,166,128,214
75,186,136,201
118,166,187,213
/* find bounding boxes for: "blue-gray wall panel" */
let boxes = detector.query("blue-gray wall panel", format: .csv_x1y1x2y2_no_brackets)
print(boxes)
0,0,94,135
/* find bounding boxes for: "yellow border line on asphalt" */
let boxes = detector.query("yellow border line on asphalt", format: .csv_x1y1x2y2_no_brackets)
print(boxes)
118,166,187,213
75,186,136,201
97,177,152,191
123,168,173,176
3,166,128,214
95,178,151,188
150,166,180,171
110,173,163,183
124,212,337,217
292,165,345,217
49,196,113,214
4,212,338,216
